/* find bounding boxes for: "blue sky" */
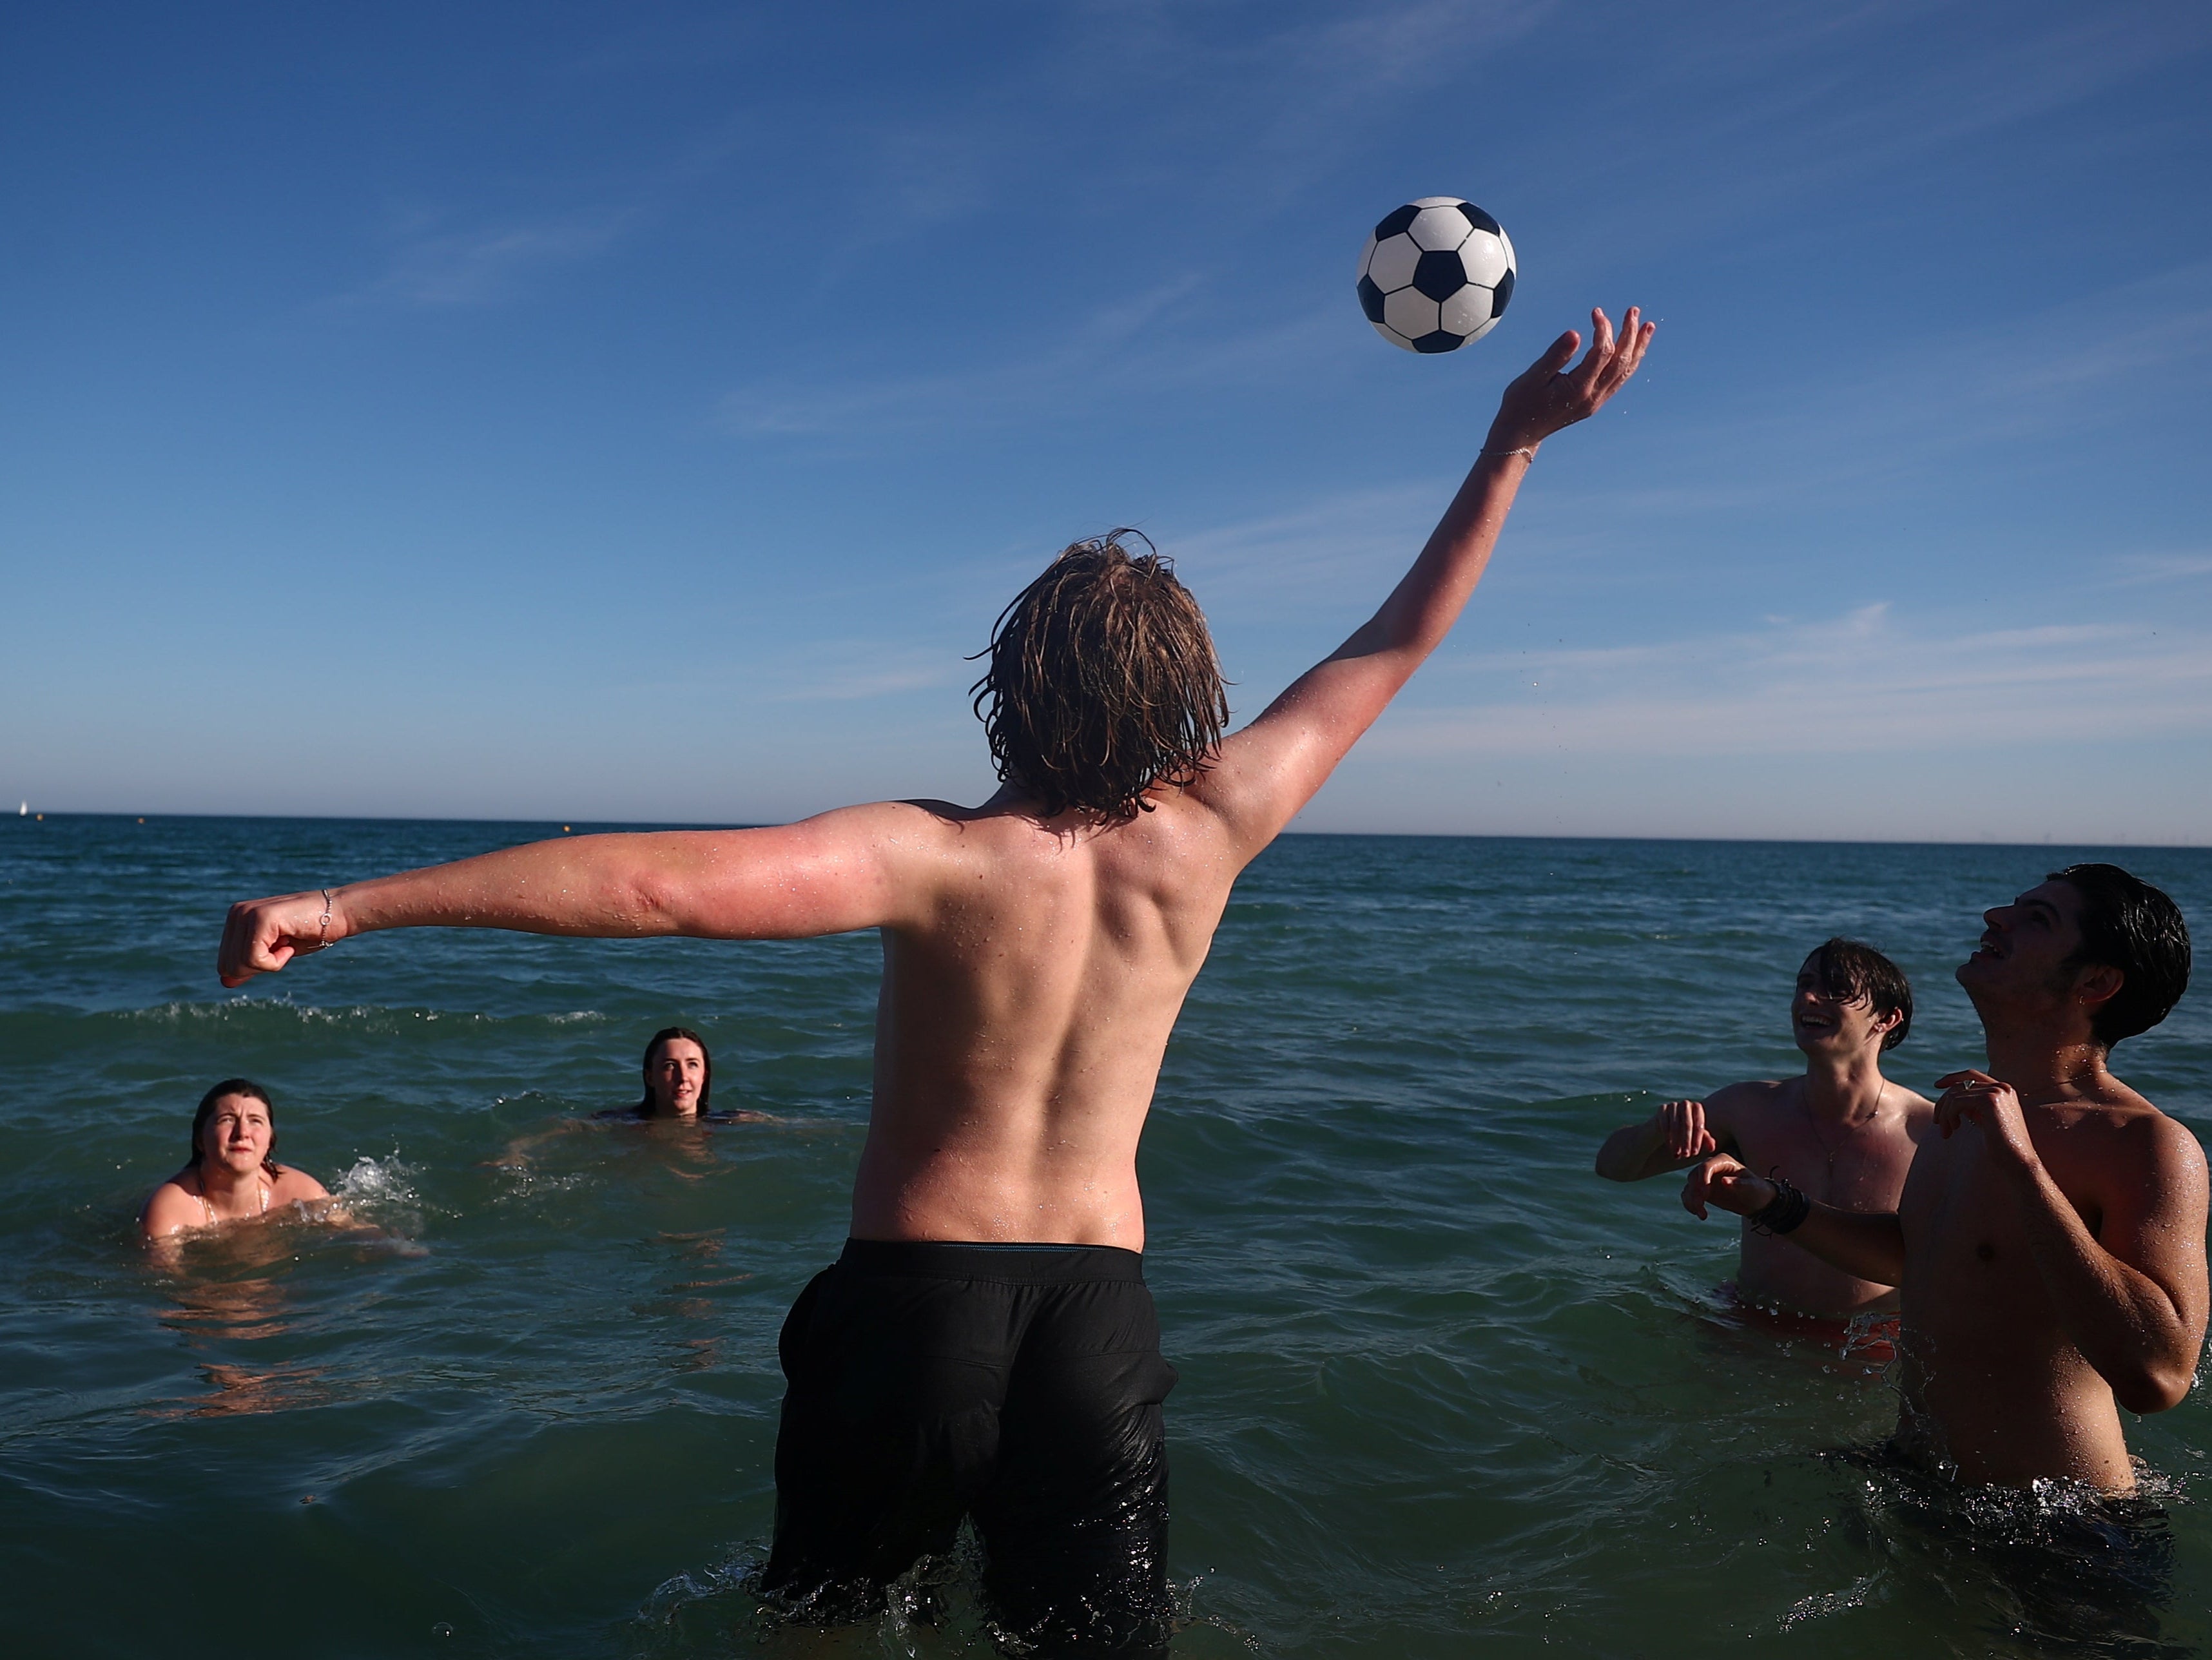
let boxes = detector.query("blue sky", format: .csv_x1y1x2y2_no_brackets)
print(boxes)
5,0,2209,842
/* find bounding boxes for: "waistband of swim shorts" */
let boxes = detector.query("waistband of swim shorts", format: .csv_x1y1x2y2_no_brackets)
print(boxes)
838,1237,1146,1284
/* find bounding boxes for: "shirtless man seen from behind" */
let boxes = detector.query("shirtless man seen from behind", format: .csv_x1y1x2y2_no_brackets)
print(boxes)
213,307,1655,1654
1596,938,1932,1320
1688,865,2207,1494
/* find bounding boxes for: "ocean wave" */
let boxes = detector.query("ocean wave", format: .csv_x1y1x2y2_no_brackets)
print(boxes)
105,999,609,1034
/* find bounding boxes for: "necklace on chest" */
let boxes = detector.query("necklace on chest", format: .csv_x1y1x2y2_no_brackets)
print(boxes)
1799,1083,1884,1175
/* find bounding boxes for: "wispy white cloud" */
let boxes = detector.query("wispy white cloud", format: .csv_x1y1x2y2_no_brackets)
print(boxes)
2109,553,2212,588
1375,601,2212,758
764,649,964,704
1542,260,2212,533
355,209,640,307
1063,0,1554,193
716,273,1235,436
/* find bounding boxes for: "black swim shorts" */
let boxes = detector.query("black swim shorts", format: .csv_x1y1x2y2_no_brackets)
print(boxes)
761,1239,1178,1655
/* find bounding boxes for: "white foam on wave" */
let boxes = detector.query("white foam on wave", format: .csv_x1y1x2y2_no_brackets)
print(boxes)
1781,1571,1883,1629
124,999,606,1031
334,1153,420,1205
125,998,488,1028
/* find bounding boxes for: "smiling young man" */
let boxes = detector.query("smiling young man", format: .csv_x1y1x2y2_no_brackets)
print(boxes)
1596,938,1934,1321
1686,865,2206,1494
211,308,1655,1652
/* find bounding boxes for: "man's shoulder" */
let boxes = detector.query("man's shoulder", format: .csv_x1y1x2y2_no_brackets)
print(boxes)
1705,1078,1789,1115
2041,1091,2209,1201
2080,1097,2206,1172
1890,1085,1939,1139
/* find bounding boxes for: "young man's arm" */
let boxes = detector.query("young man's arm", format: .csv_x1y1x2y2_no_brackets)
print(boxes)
1595,1092,1738,1181
217,800,935,987
1936,1070,2211,1414
1681,1152,1908,1286
1194,307,1655,854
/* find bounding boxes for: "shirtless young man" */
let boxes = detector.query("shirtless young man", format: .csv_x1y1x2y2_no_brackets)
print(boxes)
1686,865,2207,1494
142,1078,332,1240
1596,938,1933,1320
213,306,1655,1650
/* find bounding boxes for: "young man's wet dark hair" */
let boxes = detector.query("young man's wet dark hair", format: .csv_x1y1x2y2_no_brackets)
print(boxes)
2047,864,2191,1049
633,1026,713,1115
189,1077,284,1176
1806,937,1913,1052
970,531,1228,820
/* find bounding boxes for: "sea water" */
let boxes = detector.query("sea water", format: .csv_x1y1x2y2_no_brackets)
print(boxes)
2,815,2207,1658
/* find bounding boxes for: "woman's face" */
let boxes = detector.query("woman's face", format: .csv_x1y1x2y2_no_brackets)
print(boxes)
646,1039,708,1115
201,1093,273,1175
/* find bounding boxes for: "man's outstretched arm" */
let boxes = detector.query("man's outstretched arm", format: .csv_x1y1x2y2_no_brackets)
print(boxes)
1196,307,1655,853
1595,1095,1729,1182
1682,1152,1908,1286
217,802,931,987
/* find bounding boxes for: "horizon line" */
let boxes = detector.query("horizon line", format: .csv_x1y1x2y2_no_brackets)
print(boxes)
6,809,2206,854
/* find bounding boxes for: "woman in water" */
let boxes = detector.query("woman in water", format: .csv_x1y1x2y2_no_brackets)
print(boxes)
142,1078,331,1239
604,1026,714,1119
597,1026,771,1122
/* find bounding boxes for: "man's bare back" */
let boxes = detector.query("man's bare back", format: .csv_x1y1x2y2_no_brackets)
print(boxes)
848,791,1238,1246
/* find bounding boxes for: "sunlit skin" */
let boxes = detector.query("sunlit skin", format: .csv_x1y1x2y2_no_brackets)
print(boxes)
214,310,1654,1253
142,1093,331,1240
643,1038,707,1118
1596,952,1933,1318
1685,882,2209,1492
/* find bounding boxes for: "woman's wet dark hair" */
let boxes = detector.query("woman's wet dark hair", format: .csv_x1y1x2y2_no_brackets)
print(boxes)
970,531,1229,822
1807,938,1913,1051
635,1027,713,1115
189,1078,283,1177
2048,864,2191,1050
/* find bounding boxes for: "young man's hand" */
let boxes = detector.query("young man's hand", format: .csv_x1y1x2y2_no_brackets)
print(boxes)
218,890,345,987
1488,305,1656,452
1933,1069,2040,1172
1681,1152,1778,1221
1656,1098,1719,1161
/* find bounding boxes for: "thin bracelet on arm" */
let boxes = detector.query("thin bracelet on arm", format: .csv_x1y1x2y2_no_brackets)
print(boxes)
302,888,335,954
1479,446,1538,462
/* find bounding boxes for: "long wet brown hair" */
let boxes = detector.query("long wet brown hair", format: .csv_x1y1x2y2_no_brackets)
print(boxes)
970,531,1228,820
189,1078,284,1177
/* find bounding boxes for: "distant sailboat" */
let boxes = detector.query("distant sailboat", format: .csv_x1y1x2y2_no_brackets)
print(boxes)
16,802,24,816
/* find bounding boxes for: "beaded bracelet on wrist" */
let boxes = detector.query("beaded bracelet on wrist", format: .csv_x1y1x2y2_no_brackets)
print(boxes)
1747,1171,1811,1236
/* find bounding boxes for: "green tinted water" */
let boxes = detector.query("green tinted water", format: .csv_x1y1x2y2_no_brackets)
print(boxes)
3,817,2207,1656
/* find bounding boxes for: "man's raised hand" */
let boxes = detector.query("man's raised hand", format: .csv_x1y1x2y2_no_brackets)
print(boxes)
1681,1152,1777,1222
1657,1097,1718,1162
1489,305,1655,452
218,890,344,988
1932,1068,2039,1170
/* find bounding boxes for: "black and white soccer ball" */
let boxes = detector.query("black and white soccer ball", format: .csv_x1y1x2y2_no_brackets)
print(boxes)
1357,198,1515,354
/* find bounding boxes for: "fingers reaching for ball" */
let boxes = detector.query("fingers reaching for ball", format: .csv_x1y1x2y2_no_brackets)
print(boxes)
1490,305,1655,449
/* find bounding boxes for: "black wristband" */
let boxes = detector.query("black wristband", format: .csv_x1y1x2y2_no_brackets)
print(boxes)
1747,1172,1811,1236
